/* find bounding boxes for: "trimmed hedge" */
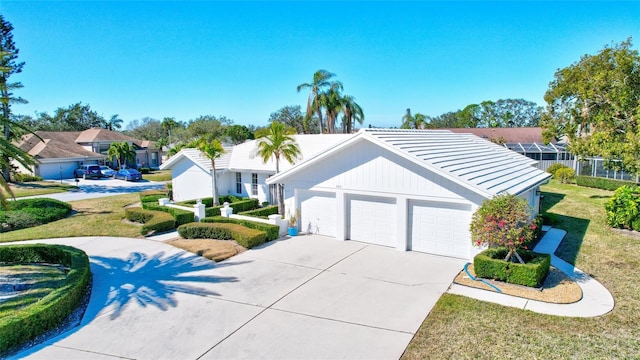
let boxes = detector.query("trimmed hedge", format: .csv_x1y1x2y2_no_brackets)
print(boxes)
204,198,261,217
125,208,176,235
179,196,244,208
0,244,91,356
202,216,280,241
0,198,72,233
575,175,638,191
141,202,194,226
177,222,267,248
238,205,279,219
474,248,551,287
139,189,168,203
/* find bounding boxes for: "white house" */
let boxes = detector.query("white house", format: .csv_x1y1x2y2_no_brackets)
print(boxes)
266,129,551,260
160,134,353,203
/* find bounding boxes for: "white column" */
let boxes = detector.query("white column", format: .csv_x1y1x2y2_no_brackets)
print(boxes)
396,196,409,251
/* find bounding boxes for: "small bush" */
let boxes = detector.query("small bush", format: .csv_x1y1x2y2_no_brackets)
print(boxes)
474,247,551,287
139,189,168,203
139,167,151,174
546,163,570,177
0,244,91,356
238,205,279,219
554,167,575,183
125,208,176,235
605,185,640,229
177,222,267,248
202,216,280,241
0,198,72,233
141,202,194,225
11,173,42,182
575,175,638,191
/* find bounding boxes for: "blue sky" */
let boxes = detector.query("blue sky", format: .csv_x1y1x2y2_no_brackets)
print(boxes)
2,1,639,129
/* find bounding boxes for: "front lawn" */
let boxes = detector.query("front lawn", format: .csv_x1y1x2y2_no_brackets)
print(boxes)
0,194,142,242
402,180,640,359
141,170,172,182
7,182,76,198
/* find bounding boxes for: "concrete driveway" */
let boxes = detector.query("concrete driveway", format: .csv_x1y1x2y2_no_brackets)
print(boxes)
23,178,166,202
11,235,465,360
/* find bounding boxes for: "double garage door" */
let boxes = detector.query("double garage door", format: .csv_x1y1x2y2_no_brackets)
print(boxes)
299,191,471,259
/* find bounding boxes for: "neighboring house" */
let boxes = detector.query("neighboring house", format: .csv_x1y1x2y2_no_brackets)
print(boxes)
266,129,551,260
14,128,161,180
446,127,574,171
160,134,353,203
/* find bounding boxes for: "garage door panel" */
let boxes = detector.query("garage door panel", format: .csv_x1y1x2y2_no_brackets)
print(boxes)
409,200,471,259
300,191,336,237
348,195,396,247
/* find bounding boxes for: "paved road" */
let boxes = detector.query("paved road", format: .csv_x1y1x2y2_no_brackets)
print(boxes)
21,178,166,202
10,235,465,360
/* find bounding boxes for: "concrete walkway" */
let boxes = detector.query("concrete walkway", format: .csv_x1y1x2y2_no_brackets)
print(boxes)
9,235,465,360
448,226,615,317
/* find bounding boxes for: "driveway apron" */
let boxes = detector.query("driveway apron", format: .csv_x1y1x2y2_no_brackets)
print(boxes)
10,235,465,360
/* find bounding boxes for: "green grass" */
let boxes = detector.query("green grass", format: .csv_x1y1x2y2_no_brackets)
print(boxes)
0,264,67,318
142,170,172,182
0,193,143,242
6,182,76,198
402,180,640,359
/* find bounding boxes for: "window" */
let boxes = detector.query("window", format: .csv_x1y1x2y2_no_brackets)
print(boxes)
251,173,258,196
236,172,242,194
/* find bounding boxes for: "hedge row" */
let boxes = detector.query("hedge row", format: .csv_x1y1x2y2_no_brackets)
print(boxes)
238,205,279,219
178,195,244,208
139,189,168,203
0,198,72,233
205,198,260,217
141,202,194,225
125,208,176,235
177,222,267,248
0,244,91,356
202,216,280,241
575,175,638,191
474,248,551,287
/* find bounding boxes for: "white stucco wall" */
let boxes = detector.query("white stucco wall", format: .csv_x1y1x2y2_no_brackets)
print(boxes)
171,157,216,202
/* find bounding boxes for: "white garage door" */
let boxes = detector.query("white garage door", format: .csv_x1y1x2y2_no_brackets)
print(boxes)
348,195,396,247
299,191,336,237
409,200,471,259
38,162,79,180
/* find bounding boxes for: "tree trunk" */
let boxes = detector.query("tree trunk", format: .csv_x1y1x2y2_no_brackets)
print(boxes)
503,248,525,264
211,160,219,206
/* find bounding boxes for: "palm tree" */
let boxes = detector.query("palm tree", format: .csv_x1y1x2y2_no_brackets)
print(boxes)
196,136,225,206
255,121,301,215
161,117,179,145
297,70,341,134
340,95,364,133
319,83,344,134
106,114,123,131
401,108,428,129
107,142,136,170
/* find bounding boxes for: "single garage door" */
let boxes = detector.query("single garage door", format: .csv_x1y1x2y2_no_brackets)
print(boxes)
38,162,79,180
348,195,396,247
299,191,336,237
409,200,471,259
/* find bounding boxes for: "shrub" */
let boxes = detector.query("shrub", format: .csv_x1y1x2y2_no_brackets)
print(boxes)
139,167,151,174
125,208,176,235
575,175,637,191
11,173,42,182
605,185,640,229
469,193,537,258
0,244,91,356
139,189,168,203
554,167,575,183
141,202,194,225
474,247,551,287
0,198,72,232
177,222,267,248
546,163,570,177
238,205,279,219
202,216,280,241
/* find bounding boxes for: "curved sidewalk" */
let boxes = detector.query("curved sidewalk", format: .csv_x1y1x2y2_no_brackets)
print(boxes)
448,227,615,317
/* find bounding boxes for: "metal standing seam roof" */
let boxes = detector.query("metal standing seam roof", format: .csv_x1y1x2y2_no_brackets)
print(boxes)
268,128,551,198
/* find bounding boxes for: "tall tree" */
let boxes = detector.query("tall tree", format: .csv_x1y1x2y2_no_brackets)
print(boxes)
196,135,226,206
268,105,316,134
0,16,27,182
340,95,364,133
107,142,136,170
401,108,429,129
255,122,301,215
125,117,164,141
297,70,341,134
161,117,179,144
105,114,123,131
319,83,343,134
541,39,640,173
224,124,254,144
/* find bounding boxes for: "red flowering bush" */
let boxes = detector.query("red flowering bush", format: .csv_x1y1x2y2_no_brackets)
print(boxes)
470,193,537,261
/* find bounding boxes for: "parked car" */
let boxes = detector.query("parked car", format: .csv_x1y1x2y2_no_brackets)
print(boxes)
114,169,142,181
75,165,102,179
99,166,116,178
